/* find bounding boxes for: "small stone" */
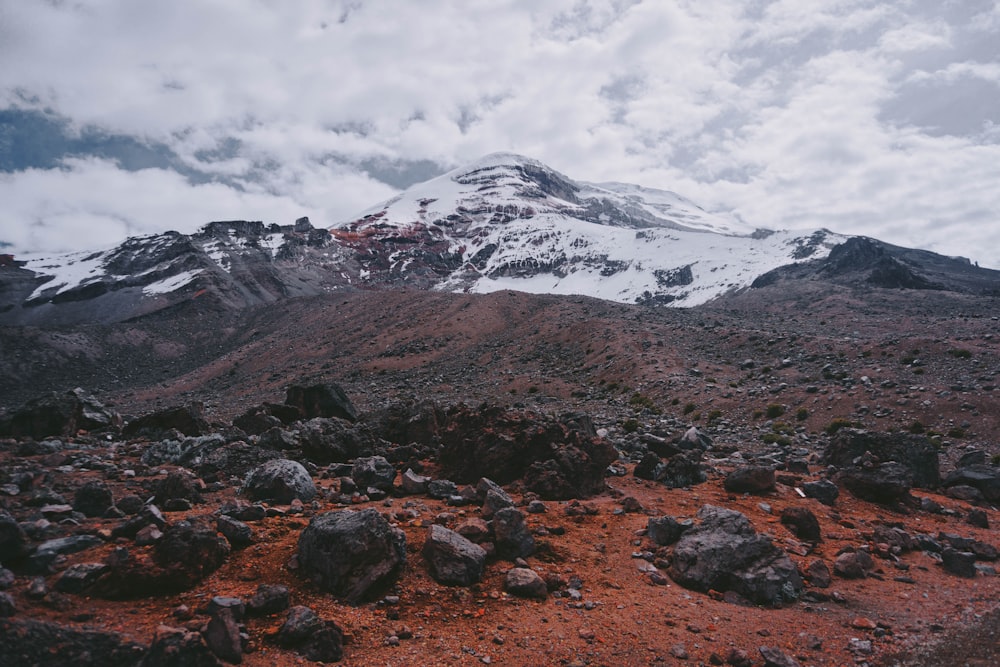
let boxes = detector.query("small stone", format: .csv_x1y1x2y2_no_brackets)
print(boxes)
670,643,689,659
851,617,877,630
758,645,802,667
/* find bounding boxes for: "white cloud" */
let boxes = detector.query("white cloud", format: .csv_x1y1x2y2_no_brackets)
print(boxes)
0,0,998,267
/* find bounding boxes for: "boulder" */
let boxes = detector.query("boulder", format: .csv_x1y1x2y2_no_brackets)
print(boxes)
141,624,222,667
0,618,146,667
196,441,280,481
123,404,210,438
503,567,548,599
297,508,406,604
647,515,691,547
941,548,977,578
478,478,514,519
667,505,802,606
779,507,821,542
801,479,839,506
492,507,535,561
437,404,615,500
247,584,290,617
216,515,254,548
154,469,203,506
0,510,29,563
0,388,120,440
943,464,1000,502
285,383,358,422
723,466,776,494
839,462,912,504
298,417,370,464
241,459,316,504
821,429,940,488
202,606,241,664
677,426,712,450
833,550,873,579
422,524,487,586
73,480,115,518
656,450,707,489
276,606,344,663
351,456,396,493
152,521,231,590
400,469,429,494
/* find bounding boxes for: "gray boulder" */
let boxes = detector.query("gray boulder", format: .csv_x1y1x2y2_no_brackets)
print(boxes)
351,456,396,493
241,459,316,504
73,480,115,518
668,505,802,606
723,466,776,494
839,462,912,504
647,515,691,547
943,464,1000,502
822,428,939,488
503,567,548,599
297,509,406,604
422,525,487,586
492,507,535,561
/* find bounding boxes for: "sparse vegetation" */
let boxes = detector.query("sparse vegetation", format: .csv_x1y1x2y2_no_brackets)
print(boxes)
765,403,785,419
682,402,696,415
825,418,854,435
796,407,809,421
948,348,972,359
909,420,926,434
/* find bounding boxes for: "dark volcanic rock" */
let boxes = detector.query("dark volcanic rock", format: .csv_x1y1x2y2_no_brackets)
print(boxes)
656,450,707,489
438,404,615,500
723,466,776,494
503,567,548,599
833,550,874,579
247,584,290,617
298,417,371,465
216,515,254,548
351,455,397,492
123,403,210,438
492,507,535,561
203,606,242,664
0,388,120,439
422,524,487,586
0,617,146,667
73,480,115,518
822,429,940,489
941,547,977,578
297,508,406,604
668,505,802,606
801,479,839,505
780,507,821,542
196,441,280,481
285,383,358,422
839,462,913,504
141,625,223,667
0,509,29,563
647,515,691,547
241,458,316,504
154,469,203,506
277,605,344,662
152,521,231,590
943,464,1000,502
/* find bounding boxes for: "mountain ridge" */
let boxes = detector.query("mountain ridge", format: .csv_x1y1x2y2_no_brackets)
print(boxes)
2,152,998,327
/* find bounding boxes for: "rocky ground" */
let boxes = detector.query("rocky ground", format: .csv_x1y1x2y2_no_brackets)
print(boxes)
1,281,998,665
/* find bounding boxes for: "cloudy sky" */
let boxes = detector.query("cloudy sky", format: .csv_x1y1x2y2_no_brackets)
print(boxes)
1,0,999,266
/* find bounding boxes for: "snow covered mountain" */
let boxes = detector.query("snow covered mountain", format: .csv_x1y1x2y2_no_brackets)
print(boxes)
332,152,843,306
3,152,997,326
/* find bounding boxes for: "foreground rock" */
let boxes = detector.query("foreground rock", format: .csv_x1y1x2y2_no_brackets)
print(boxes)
422,524,487,586
297,508,406,604
822,429,940,489
438,405,616,499
0,617,145,666
241,459,316,504
0,388,120,439
668,505,802,606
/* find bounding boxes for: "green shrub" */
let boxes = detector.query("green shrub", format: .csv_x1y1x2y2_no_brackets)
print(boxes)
948,348,972,359
682,402,696,415
908,420,925,434
824,418,853,435
796,408,809,421
765,404,786,419
622,418,640,434
761,433,792,446
947,428,966,439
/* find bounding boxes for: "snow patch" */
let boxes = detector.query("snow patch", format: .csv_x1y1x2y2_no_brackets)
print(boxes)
142,270,202,296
